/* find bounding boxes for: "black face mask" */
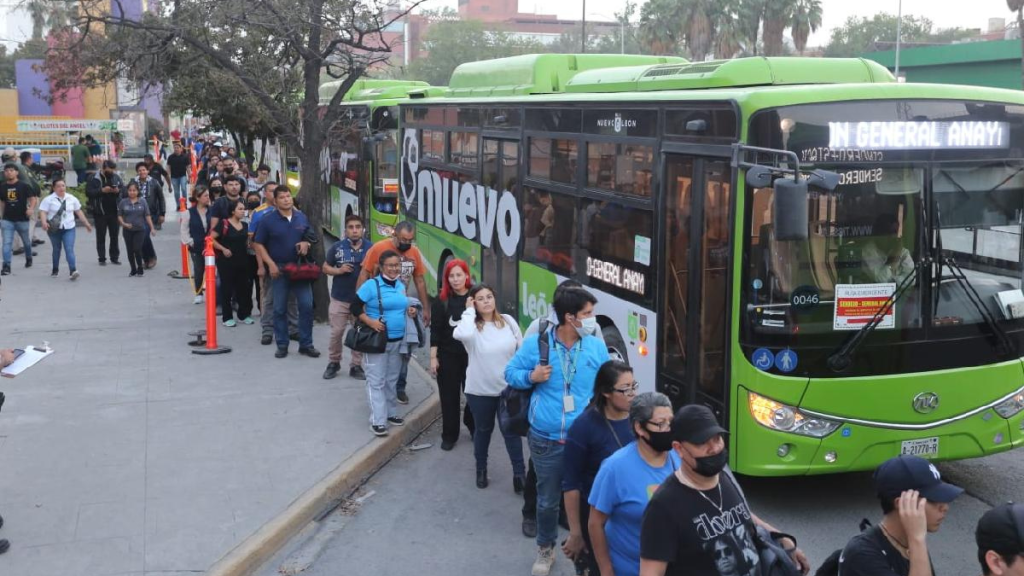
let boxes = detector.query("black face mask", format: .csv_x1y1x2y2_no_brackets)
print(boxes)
396,242,412,252
690,449,729,478
246,200,260,210
211,186,225,195
644,429,674,453
223,167,234,174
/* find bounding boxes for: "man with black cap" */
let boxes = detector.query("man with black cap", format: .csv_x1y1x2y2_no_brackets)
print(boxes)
640,404,809,576
976,503,1024,576
838,455,963,576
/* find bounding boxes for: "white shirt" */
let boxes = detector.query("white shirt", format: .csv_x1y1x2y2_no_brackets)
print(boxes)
39,193,81,230
453,308,522,396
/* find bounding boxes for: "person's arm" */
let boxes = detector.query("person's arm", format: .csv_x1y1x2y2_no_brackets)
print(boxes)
750,514,810,575
254,243,279,278
452,306,479,345
180,212,192,246
589,508,615,576
211,228,231,257
355,246,377,289
503,336,550,389
415,275,430,322
117,202,128,228
322,245,345,275
562,490,587,560
146,214,156,235
428,300,445,376
638,560,667,576
353,286,385,332
74,209,92,232
899,491,932,576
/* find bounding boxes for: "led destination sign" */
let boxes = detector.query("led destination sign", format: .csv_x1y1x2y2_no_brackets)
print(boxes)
587,257,646,296
828,121,1009,150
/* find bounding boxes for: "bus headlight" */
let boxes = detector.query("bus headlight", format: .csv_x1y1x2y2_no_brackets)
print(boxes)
375,222,394,238
287,177,300,187
994,390,1024,418
748,392,841,438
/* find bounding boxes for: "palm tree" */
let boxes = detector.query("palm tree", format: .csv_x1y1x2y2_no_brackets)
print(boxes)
1011,0,1024,89
681,0,715,61
712,0,747,59
762,0,796,56
638,0,683,56
790,0,822,55
20,0,75,40
738,0,766,55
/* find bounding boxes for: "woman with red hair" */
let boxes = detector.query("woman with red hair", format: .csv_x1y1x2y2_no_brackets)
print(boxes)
430,258,476,450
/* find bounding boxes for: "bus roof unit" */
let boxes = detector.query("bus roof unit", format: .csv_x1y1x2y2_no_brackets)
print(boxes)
564,57,897,93
318,79,434,105
446,53,688,97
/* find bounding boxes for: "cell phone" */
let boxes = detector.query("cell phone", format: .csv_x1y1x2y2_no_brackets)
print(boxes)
11,349,24,361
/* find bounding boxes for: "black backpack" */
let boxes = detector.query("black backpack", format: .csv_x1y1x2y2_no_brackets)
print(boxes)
815,520,873,576
498,320,550,437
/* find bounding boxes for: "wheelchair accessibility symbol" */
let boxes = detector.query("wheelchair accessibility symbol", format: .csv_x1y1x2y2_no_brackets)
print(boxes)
752,348,774,371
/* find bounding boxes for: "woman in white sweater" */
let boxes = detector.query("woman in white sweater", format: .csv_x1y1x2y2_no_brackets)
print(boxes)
454,283,525,490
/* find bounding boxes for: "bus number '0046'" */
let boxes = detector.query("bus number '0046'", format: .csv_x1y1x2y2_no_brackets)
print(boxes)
586,257,646,295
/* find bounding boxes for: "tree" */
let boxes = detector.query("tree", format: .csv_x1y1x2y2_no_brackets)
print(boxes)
45,0,421,320
590,2,643,55
680,0,715,61
790,0,822,55
761,0,796,56
1010,0,1024,89
823,13,934,57
638,0,683,56
18,0,76,40
0,46,14,89
402,9,546,86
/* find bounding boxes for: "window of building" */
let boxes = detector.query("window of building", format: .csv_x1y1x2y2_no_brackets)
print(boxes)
528,137,577,184
586,142,654,197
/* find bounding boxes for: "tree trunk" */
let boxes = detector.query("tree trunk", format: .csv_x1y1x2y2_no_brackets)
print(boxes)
258,139,268,169
298,140,330,323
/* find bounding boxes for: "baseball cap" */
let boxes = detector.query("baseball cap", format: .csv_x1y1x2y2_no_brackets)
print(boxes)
873,455,964,503
671,404,728,444
1,147,15,160
977,503,1024,557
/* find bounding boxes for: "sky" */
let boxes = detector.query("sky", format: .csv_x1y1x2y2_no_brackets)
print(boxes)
417,0,1019,48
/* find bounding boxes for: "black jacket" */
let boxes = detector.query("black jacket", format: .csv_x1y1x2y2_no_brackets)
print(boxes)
129,177,166,219
85,171,125,217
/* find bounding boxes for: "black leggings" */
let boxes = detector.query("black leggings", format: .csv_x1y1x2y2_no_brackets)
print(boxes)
190,249,205,293
122,229,145,272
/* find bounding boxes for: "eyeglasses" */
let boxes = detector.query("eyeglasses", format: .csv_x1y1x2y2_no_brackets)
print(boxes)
646,420,672,431
612,383,640,396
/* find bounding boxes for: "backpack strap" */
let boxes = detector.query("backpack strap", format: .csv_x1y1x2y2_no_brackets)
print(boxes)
538,319,551,366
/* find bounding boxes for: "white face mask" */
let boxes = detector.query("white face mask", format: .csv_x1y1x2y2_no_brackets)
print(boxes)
575,316,599,337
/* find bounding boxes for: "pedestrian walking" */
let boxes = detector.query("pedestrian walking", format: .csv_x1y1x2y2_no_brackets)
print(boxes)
252,186,318,359
131,162,165,268
975,503,1024,576
453,282,524,489
505,287,610,576
18,151,44,249
1,162,34,275
37,178,92,279
70,137,92,185
180,185,212,303
323,214,372,380
211,198,254,326
429,258,475,450
639,404,810,576
117,181,156,277
837,455,963,576
560,360,636,575
524,279,605,343
356,221,431,404
143,153,172,193
586,390,677,576
167,142,191,205
353,250,415,437
85,160,124,266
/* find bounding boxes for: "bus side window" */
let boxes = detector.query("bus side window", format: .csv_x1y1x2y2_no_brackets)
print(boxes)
523,187,576,275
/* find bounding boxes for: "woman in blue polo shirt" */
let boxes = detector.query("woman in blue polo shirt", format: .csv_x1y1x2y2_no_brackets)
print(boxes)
353,250,416,437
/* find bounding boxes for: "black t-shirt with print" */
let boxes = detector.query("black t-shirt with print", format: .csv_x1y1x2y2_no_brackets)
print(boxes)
838,525,933,576
1,180,33,222
640,473,761,576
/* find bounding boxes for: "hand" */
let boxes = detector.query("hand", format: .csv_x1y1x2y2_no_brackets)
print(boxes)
530,364,553,383
222,248,233,258
269,264,281,279
407,306,417,318
150,228,157,237
561,532,587,560
369,318,386,333
41,221,49,232
85,224,93,233
0,349,14,368
340,263,354,274
124,223,133,229
257,264,265,277
429,357,439,377
422,307,431,324
296,241,310,256
784,543,810,575
898,490,928,545
158,216,165,224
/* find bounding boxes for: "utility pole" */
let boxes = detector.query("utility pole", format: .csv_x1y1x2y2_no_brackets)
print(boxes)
895,0,903,78
581,0,587,53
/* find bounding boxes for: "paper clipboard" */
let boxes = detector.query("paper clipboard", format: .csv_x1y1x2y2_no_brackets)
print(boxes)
1,345,54,377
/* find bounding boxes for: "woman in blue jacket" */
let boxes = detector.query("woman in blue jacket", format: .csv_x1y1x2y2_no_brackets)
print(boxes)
353,250,417,437
179,185,212,303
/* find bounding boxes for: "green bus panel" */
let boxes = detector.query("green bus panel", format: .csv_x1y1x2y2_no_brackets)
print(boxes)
412,222,483,297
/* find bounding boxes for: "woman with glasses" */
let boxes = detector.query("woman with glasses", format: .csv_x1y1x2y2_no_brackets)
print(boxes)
587,391,678,576
453,283,524,490
354,250,416,437
561,360,638,575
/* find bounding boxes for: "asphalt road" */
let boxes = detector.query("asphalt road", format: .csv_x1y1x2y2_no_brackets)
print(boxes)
259,420,1022,576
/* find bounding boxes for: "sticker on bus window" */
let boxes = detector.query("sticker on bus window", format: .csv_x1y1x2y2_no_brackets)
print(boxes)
833,283,896,331
634,235,651,266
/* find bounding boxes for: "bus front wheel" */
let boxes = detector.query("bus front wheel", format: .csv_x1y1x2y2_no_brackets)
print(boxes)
602,322,629,365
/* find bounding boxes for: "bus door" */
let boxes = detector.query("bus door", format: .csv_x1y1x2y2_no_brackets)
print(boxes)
659,153,732,416
482,138,520,318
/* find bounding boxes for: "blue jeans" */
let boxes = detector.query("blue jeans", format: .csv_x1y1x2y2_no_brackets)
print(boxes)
171,176,188,205
271,275,313,349
466,394,525,476
396,352,410,394
528,432,566,547
1,220,31,265
49,228,77,272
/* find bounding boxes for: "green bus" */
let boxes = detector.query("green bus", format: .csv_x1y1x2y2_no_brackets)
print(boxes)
318,79,444,240
397,53,1024,476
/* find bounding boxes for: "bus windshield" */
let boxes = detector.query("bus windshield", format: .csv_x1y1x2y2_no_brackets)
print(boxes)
743,100,1024,376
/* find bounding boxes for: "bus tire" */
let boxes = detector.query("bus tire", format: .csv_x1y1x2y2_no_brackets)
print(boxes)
602,322,629,365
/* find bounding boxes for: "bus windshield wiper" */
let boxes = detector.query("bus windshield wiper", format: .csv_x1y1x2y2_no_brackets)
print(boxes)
941,256,1016,356
827,260,924,373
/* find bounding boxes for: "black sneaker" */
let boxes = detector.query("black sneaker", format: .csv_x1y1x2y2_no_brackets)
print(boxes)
32,238,44,246
25,259,32,268
298,346,321,358
387,416,405,426
440,440,455,451
98,259,107,266
371,425,388,437
513,475,525,495
111,259,121,265
322,362,340,380
476,470,488,489
0,538,8,555
12,247,23,256
522,516,538,539
260,334,273,345
397,391,409,404
51,269,59,277
275,348,288,359
137,269,144,277
349,365,366,380
129,270,138,277
0,264,8,276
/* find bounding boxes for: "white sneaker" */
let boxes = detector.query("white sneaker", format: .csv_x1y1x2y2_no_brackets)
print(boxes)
531,545,555,576
193,294,204,304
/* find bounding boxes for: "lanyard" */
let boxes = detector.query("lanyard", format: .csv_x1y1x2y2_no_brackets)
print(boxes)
556,338,581,395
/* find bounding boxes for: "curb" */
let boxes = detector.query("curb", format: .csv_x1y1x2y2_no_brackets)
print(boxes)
205,362,440,576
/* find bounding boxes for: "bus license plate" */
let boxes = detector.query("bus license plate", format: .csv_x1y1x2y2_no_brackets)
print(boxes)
900,437,939,457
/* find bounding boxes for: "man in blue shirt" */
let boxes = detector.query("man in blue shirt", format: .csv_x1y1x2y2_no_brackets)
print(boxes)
505,287,610,576
253,186,319,359
322,214,372,380
250,181,298,346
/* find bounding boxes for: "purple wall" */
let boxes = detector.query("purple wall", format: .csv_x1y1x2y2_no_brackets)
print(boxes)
112,0,143,20
15,60,51,116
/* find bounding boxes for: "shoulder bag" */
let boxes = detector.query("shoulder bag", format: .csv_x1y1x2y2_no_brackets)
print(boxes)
345,279,388,354
47,198,67,230
498,320,551,437
721,472,803,576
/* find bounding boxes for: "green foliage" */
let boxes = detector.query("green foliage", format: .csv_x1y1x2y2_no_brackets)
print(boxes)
0,46,14,89
823,13,937,57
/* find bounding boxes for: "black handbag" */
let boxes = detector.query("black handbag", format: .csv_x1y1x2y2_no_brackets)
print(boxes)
498,320,551,437
345,279,388,354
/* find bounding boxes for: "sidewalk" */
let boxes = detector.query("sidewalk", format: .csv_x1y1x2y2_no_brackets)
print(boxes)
0,203,436,575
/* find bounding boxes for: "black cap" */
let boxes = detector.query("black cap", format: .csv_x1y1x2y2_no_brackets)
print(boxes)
873,456,964,503
977,503,1024,556
671,404,728,444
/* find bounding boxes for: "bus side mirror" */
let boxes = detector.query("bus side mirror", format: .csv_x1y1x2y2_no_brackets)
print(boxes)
772,178,809,241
